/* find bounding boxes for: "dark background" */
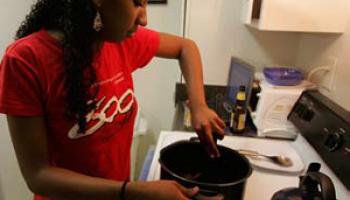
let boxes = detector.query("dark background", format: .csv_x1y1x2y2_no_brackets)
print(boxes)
149,0,167,4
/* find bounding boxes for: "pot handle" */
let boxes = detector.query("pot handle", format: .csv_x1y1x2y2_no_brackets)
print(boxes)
301,171,336,200
192,189,224,200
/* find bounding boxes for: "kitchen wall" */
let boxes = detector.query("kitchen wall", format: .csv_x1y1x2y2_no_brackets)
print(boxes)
131,0,184,177
0,177,4,200
296,18,350,111
133,0,184,136
139,0,302,136
185,0,350,111
132,0,300,164
0,0,35,199
0,0,34,54
184,0,301,85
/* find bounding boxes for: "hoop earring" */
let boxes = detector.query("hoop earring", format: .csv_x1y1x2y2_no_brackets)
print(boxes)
93,11,103,32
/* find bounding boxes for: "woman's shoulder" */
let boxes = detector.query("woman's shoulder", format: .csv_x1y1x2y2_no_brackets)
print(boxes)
4,29,60,61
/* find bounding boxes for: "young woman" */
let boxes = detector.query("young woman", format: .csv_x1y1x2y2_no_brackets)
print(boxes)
0,0,225,199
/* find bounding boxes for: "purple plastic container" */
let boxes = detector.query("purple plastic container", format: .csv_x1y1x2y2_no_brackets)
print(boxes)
263,67,303,86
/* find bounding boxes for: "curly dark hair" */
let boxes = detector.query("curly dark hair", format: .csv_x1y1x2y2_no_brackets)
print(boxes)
16,0,100,133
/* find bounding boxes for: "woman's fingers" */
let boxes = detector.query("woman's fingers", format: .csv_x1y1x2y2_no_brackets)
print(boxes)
210,120,225,136
195,122,222,158
192,108,226,158
175,182,199,198
195,128,212,157
214,117,226,129
210,116,226,141
203,123,220,158
195,125,215,158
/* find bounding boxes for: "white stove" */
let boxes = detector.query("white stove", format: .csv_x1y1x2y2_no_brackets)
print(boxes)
146,131,349,200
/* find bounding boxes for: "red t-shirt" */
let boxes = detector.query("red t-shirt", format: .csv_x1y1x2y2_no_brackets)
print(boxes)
0,27,160,200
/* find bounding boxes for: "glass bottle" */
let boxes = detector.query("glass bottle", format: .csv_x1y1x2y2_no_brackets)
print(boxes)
230,85,247,133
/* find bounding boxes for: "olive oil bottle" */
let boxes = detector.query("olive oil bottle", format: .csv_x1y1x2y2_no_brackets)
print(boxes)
230,86,247,133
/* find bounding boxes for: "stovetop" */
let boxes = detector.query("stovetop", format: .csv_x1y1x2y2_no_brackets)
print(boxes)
146,131,350,200
288,90,350,190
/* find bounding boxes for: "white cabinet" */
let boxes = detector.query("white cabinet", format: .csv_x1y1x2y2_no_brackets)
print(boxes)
243,0,350,33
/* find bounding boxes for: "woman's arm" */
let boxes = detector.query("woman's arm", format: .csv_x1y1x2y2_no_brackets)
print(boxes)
7,116,122,199
6,116,198,200
156,33,226,158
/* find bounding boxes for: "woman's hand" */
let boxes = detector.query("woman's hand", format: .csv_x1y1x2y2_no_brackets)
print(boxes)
190,103,226,158
126,181,199,200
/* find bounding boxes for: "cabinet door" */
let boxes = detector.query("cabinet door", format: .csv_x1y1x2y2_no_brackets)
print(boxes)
244,0,350,33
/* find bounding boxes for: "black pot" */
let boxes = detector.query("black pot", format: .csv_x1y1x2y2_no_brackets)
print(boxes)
159,137,252,200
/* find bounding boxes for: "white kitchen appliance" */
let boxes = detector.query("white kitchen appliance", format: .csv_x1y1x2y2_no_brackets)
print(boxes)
253,79,314,139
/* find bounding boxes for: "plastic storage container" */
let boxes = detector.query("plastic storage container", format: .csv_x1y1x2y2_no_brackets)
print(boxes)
263,67,303,86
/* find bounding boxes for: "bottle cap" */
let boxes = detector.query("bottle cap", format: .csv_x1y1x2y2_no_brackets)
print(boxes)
239,85,246,91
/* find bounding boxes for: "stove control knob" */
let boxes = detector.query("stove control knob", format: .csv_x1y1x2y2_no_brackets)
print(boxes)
294,103,305,114
295,103,307,116
294,103,315,122
302,109,315,122
324,132,343,152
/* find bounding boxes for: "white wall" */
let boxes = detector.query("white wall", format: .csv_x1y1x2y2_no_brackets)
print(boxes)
131,0,185,179
133,0,184,137
184,0,350,111
0,176,4,200
135,0,301,137
184,0,301,85
296,17,350,111
0,1,35,199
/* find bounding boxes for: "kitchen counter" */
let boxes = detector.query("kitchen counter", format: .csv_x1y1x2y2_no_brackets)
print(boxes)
147,131,349,200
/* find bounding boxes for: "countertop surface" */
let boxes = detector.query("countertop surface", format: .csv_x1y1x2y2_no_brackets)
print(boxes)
147,131,349,200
